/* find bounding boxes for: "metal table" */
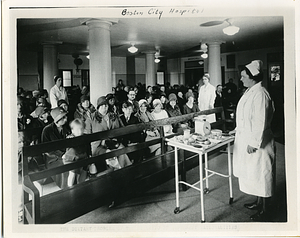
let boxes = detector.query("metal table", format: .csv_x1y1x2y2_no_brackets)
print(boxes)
166,135,235,222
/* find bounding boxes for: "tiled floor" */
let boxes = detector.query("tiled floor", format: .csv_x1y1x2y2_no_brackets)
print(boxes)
68,142,286,223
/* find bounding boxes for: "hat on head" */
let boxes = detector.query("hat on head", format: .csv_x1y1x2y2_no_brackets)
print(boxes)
138,99,148,108
153,99,162,108
80,95,90,103
37,97,46,104
245,60,263,76
51,107,67,123
203,73,210,81
105,93,115,101
57,99,68,108
54,75,61,83
97,96,107,109
185,91,194,100
168,93,177,102
32,90,41,98
160,92,167,97
34,106,48,117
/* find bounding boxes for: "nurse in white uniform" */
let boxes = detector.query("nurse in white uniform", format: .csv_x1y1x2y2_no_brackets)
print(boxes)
231,60,275,221
49,75,69,109
198,73,216,122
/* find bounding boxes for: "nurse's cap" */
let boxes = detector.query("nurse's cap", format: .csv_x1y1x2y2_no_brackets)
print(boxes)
245,60,263,76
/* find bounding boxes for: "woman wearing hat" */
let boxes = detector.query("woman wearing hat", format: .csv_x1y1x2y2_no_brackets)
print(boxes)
183,91,200,128
85,96,132,172
231,60,275,221
165,93,187,133
136,99,161,156
198,73,216,122
159,92,168,109
145,92,154,112
31,106,51,128
49,75,69,109
17,96,33,130
74,95,96,122
106,93,119,115
41,107,71,188
151,99,173,135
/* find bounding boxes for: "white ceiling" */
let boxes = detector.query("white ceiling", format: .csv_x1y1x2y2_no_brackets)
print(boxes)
17,16,283,58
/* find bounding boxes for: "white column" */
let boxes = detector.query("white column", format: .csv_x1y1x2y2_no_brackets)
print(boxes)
43,44,58,93
144,51,156,86
85,19,116,107
208,42,222,87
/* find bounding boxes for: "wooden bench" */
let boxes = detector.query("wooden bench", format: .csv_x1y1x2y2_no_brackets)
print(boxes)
22,107,227,224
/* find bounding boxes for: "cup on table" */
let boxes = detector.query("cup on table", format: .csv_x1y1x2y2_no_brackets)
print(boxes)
183,129,191,140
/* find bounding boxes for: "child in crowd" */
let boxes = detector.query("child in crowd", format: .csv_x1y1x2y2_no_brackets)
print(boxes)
62,118,90,187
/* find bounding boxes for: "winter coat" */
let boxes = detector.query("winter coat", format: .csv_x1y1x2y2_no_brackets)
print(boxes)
74,103,96,122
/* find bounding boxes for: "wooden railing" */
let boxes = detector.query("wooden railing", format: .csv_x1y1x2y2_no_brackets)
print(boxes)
21,107,226,224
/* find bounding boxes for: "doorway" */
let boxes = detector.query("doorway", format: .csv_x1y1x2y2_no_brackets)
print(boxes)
185,68,204,87
184,60,204,87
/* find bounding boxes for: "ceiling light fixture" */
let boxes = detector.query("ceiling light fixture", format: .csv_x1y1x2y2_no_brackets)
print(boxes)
154,49,161,63
128,43,138,53
201,53,208,59
200,43,208,51
223,20,240,36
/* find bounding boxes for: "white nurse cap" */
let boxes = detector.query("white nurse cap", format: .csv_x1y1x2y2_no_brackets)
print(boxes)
245,60,263,76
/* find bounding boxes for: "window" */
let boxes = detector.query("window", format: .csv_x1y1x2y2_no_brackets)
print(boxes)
59,69,73,87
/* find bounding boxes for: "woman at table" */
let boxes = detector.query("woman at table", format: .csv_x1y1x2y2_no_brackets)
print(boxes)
231,60,275,222
49,75,69,109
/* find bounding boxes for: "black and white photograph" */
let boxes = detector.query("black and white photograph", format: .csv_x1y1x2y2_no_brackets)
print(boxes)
2,0,299,237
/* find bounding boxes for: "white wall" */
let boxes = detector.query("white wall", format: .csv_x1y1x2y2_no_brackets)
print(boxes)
135,57,146,85
167,58,181,85
112,56,127,87
17,51,39,90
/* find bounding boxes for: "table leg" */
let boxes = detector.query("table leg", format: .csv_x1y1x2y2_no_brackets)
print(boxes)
227,143,234,204
174,146,180,214
204,153,209,194
199,152,205,222
180,149,187,191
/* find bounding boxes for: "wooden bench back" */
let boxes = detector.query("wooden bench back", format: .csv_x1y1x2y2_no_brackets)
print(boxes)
21,107,226,224
22,107,225,181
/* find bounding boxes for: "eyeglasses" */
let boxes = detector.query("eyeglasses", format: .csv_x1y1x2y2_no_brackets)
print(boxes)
129,93,136,96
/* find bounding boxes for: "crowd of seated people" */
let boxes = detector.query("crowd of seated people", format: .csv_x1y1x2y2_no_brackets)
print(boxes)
17,77,240,188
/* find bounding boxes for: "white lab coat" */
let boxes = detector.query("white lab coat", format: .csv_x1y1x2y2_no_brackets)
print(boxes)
198,83,216,123
233,82,275,197
49,85,69,109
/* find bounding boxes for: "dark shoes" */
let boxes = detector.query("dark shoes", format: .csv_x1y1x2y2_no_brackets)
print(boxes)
244,201,262,210
250,210,270,222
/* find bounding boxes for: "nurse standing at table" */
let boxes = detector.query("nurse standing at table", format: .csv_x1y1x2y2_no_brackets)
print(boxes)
231,60,275,222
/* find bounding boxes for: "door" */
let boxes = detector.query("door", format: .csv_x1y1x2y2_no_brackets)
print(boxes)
185,68,204,87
